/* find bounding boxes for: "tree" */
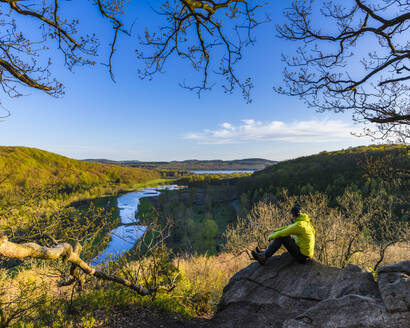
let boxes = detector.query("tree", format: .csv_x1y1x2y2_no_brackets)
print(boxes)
194,215,218,254
0,0,266,103
224,189,409,269
137,0,267,101
1,1,408,140
0,0,120,98
0,181,178,327
275,0,410,141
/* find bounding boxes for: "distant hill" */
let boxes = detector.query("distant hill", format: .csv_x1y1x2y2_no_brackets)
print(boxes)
83,158,277,171
0,147,161,194
239,144,409,203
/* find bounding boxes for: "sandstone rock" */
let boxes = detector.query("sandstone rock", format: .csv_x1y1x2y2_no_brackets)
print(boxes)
212,253,410,328
378,261,410,313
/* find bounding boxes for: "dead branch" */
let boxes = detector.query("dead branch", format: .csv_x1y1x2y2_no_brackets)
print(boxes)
0,236,155,296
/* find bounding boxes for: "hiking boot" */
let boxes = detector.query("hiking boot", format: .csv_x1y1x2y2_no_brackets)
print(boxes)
251,250,266,265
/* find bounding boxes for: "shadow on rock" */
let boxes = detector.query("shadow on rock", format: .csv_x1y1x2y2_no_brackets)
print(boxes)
211,253,409,328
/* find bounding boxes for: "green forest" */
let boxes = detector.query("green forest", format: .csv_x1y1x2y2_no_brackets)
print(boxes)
84,158,275,171
0,146,163,198
0,144,409,327
239,144,409,203
138,145,408,261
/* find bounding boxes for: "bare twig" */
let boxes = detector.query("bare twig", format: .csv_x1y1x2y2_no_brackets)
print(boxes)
137,0,268,102
0,236,153,296
275,0,410,141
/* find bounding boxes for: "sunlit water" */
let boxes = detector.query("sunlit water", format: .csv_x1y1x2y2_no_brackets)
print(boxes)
92,185,180,265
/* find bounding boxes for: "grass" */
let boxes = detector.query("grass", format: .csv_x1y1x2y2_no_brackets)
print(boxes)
173,252,250,315
4,240,409,327
2,145,408,327
2,252,249,327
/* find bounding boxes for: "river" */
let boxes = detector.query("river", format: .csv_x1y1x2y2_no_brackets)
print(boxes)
92,185,180,265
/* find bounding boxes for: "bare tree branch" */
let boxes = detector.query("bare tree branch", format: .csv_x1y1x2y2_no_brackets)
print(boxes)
0,0,125,98
137,0,268,102
0,235,155,296
275,0,410,141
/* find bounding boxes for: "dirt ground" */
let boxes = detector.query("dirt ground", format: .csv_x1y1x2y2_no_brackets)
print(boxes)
94,305,212,328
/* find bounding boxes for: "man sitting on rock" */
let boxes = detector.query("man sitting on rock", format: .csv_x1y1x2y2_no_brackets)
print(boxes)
251,205,315,265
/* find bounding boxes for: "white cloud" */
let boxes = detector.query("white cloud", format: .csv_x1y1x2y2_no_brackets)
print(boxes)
184,119,361,144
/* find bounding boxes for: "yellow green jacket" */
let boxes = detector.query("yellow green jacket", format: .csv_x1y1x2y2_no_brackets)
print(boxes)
268,213,315,258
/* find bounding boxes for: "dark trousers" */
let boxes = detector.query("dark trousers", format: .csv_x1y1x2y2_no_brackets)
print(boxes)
265,236,308,264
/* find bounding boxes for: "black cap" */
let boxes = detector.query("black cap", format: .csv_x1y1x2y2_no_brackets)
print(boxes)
290,205,301,216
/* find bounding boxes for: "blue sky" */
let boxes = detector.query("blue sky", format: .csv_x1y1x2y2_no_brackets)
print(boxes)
0,1,373,161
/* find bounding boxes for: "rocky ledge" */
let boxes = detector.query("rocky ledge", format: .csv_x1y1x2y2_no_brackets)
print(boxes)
212,253,409,328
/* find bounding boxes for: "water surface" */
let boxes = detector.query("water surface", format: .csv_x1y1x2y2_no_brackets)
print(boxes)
92,185,180,265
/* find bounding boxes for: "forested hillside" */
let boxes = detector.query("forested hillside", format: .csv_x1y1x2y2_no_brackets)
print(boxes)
138,145,408,258
0,145,408,327
85,158,276,171
0,147,161,196
239,144,409,204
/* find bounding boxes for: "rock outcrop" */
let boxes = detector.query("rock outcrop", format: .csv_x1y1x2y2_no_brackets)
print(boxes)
213,253,409,328
378,261,410,313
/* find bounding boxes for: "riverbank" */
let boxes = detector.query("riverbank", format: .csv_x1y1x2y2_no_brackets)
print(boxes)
91,185,181,264
66,179,178,264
